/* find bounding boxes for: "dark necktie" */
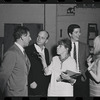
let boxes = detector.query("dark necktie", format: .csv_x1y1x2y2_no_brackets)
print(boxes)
73,43,77,62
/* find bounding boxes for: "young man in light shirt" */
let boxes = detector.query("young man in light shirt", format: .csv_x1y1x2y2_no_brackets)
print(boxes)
67,24,89,97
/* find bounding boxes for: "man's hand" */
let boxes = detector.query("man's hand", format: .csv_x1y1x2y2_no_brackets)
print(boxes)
30,81,37,89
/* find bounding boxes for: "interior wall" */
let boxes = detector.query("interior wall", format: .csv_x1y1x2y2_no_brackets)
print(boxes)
0,4,44,37
57,4,100,44
0,4,57,59
1,4,100,58
45,4,57,58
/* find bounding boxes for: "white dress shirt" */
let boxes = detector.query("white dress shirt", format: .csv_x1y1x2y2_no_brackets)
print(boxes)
70,42,79,71
34,44,45,56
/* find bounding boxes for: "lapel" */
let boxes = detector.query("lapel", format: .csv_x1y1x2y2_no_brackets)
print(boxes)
78,42,84,61
32,44,41,58
78,42,81,63
78,42,84,71
24,52,31,73
14,44,30,73
44,48,48,65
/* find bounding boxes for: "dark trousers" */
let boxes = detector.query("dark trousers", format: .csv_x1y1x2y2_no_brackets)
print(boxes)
28,87,47,96
74,72,89,97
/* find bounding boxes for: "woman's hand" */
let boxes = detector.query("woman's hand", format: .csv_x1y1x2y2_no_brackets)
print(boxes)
87,55,93,66
39,53,48,73
88,62,94,71
38,53,45,61
61,72,76,85
87,55,94,71
39,53,47,66
61,72,71,80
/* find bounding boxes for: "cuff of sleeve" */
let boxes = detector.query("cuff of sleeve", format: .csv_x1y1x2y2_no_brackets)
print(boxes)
71,79,76,86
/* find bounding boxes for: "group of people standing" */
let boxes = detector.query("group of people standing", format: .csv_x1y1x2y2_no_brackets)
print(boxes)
0,24,100,97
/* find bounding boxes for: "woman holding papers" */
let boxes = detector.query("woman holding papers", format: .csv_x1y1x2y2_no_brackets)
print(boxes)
40,38,80,96
87,35,100,96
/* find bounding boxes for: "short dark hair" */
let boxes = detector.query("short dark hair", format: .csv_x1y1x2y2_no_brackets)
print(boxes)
58,38,72,54
67,24,80,37
13,26,30,41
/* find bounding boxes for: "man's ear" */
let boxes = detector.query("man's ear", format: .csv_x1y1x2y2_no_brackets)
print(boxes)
45,39,48,44
66,48,68,51
69,33,72,37
21,36,23,40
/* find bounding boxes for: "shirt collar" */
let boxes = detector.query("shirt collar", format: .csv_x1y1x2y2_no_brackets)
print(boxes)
34,44,45,51
15,42,24,54
72,41,78,45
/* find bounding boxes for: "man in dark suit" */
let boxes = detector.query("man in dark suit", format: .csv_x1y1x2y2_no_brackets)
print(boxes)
67,24,90,97
25,30,50,96
0,26,31,96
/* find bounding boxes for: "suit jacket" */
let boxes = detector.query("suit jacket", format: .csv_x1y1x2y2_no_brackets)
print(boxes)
74,41,89,97
0,44,30,96
78,42,89,80
25,44,50,96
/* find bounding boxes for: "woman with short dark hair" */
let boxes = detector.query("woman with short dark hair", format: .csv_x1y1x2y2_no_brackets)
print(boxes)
40,38,79,96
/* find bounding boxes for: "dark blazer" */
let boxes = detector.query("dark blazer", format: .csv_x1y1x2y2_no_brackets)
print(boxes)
25,44,50,96
74,41,89,97
0,44,30,96
78,42,89,78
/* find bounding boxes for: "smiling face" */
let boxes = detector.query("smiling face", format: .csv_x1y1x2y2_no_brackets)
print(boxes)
36,31,48,47
69,28,81,42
